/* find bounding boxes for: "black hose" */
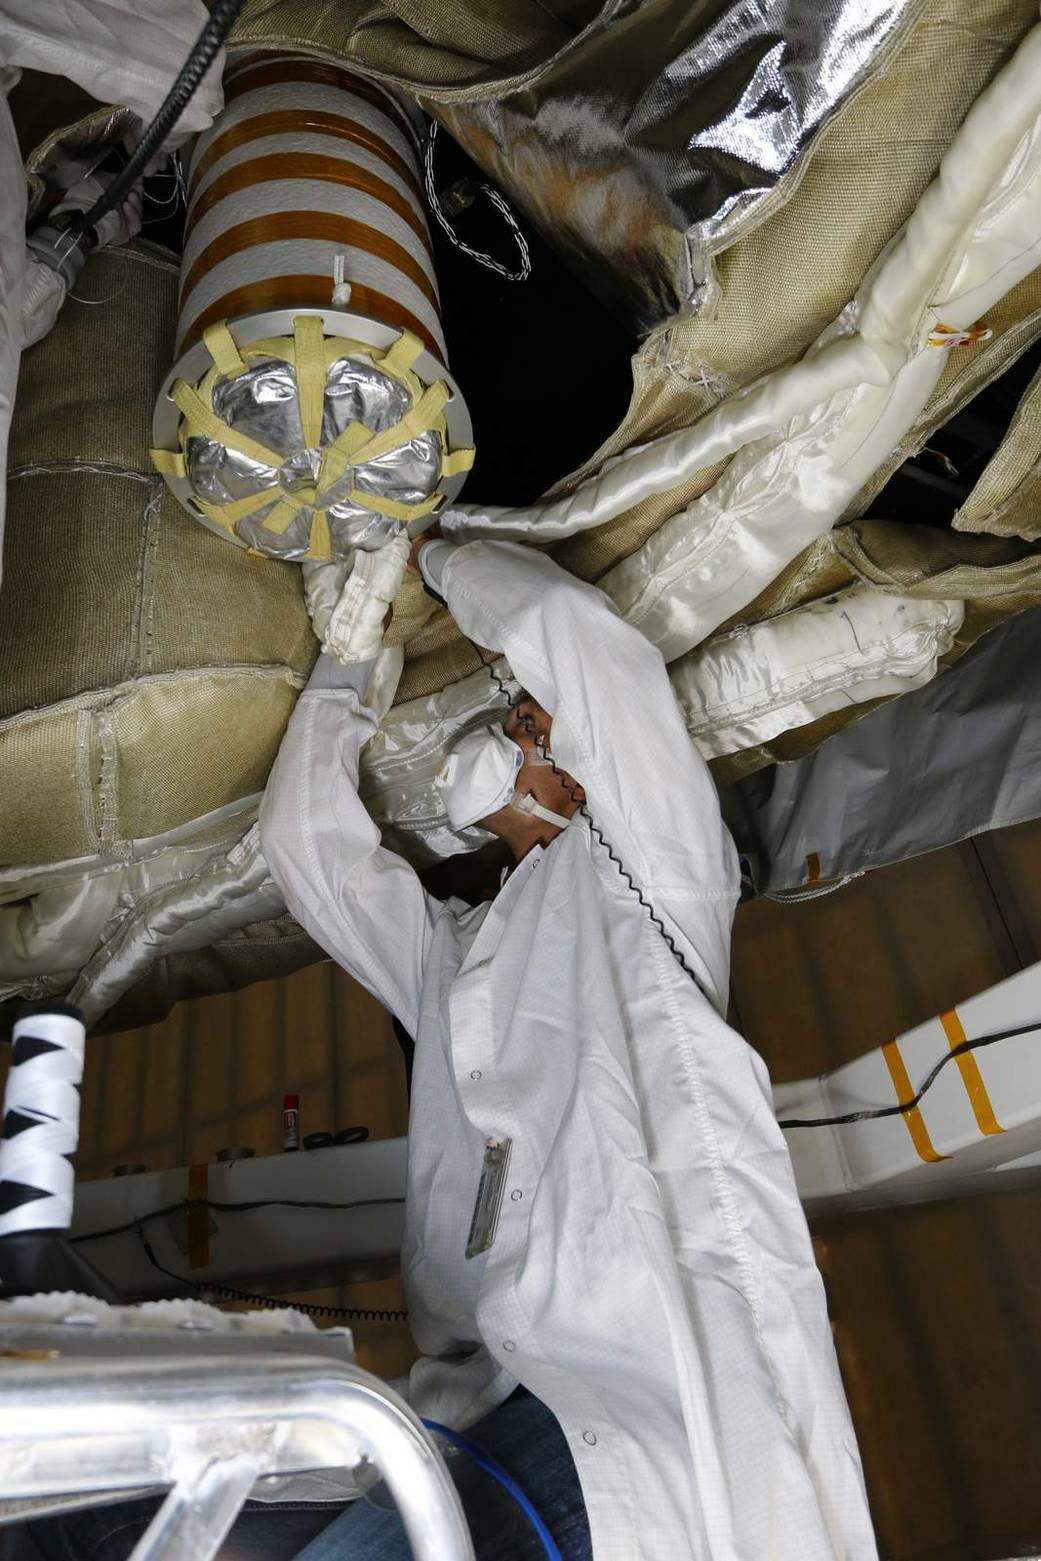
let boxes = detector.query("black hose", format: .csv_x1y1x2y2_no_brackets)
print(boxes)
66,0,249,242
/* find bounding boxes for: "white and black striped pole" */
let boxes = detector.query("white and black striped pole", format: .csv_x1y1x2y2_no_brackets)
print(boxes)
0,1002,114,1299
0,1003,85,1236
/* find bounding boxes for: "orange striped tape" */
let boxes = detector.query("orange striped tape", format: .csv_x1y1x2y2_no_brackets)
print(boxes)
882,1038,946,1163
188,151,433,255
939,1007,1003,1136
223,57,415,144
178,275,441,357
181,210,439,310
190,107,424,204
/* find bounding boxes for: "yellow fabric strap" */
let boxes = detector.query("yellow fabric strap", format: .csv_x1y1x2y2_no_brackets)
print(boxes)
348,488,443,522
355,380,450,466
379,329,425,380
171,380,286,471
245,334,414,385
203,321,247,378
307,509,333,559
442,446,476,478
150,447,186,478
197,488,287,527
244,335,299,365
263,485,317,535
260,496,310,537
294,314,327,448
318,419,379,488
164,331,468,554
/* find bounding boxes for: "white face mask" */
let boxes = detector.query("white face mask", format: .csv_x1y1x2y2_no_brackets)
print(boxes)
435,724,572,833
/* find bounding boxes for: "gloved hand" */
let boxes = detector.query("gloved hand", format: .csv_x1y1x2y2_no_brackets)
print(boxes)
53,172,143,250
321,530,411,664
22,170,144,347
301,556,352,646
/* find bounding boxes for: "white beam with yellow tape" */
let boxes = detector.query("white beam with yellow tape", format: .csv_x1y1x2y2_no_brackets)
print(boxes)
775,961,1041,1214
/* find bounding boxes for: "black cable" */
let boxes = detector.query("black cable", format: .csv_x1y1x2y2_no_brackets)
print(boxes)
776,1018,1038,1129
65,0,248,243
71,1195,405,1247
135,1225,408,1323
470,641,518,707
572,801,709,999
70,1198,187,1244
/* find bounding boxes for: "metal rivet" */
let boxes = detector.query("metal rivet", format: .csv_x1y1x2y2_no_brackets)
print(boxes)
582,1431,598,1447
510,1189,523,1202
502,1340,515,1353
470,1069,482,1081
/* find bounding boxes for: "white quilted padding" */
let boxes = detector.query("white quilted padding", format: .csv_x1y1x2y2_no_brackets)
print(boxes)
670,590,965,758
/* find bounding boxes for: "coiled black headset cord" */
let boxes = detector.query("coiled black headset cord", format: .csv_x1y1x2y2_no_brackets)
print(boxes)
471,644,710,998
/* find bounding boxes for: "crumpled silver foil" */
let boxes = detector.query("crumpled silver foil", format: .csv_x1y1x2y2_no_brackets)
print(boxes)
435,0,920,329
185,353,442,559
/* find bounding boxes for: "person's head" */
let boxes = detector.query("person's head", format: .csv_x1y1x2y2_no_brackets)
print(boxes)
435,694,586,861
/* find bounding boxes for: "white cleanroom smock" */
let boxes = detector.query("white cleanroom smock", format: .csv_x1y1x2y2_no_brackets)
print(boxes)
260,539,876,1561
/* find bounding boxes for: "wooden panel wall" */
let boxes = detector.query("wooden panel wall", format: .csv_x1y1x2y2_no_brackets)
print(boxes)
74,962,413,1382
76,964,407,1178
730,825,1041,1561
730,840,1015,1081
6,819,1041,1555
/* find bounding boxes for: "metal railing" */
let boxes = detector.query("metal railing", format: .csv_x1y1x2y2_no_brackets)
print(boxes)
0,1348,474,1561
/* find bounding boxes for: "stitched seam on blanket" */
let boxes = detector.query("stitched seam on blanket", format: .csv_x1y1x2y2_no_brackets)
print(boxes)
0,666,306,733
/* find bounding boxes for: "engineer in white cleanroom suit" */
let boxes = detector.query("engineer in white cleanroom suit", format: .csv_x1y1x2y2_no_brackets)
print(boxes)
260,536,877,1561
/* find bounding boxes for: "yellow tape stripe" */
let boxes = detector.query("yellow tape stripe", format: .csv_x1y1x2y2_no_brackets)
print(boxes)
165,324,470,548
882,1039,946,1163
243,334,297,365
294,314,327,448
319,419,379,486
171,380,285,470
261,495,313,536
322,380,449,479
203,320,246,378
940,1008,1004,1136
240,334,419,396
150,447,185,478
196,487,284,526
187,1163,210,1269
442,446,475,478
359,380,450,464
379,328,425,379
348,487,442,521
307,509,332,559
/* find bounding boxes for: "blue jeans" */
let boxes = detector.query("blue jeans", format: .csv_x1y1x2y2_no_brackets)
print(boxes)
28,1392,591,1561
27,1501,337,1561
294,1390,591,1560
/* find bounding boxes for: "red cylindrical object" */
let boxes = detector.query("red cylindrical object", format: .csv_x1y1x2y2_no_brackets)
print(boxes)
282,1093,301,1152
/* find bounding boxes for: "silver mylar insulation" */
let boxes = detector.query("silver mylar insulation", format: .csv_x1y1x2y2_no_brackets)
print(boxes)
185,353,442,557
